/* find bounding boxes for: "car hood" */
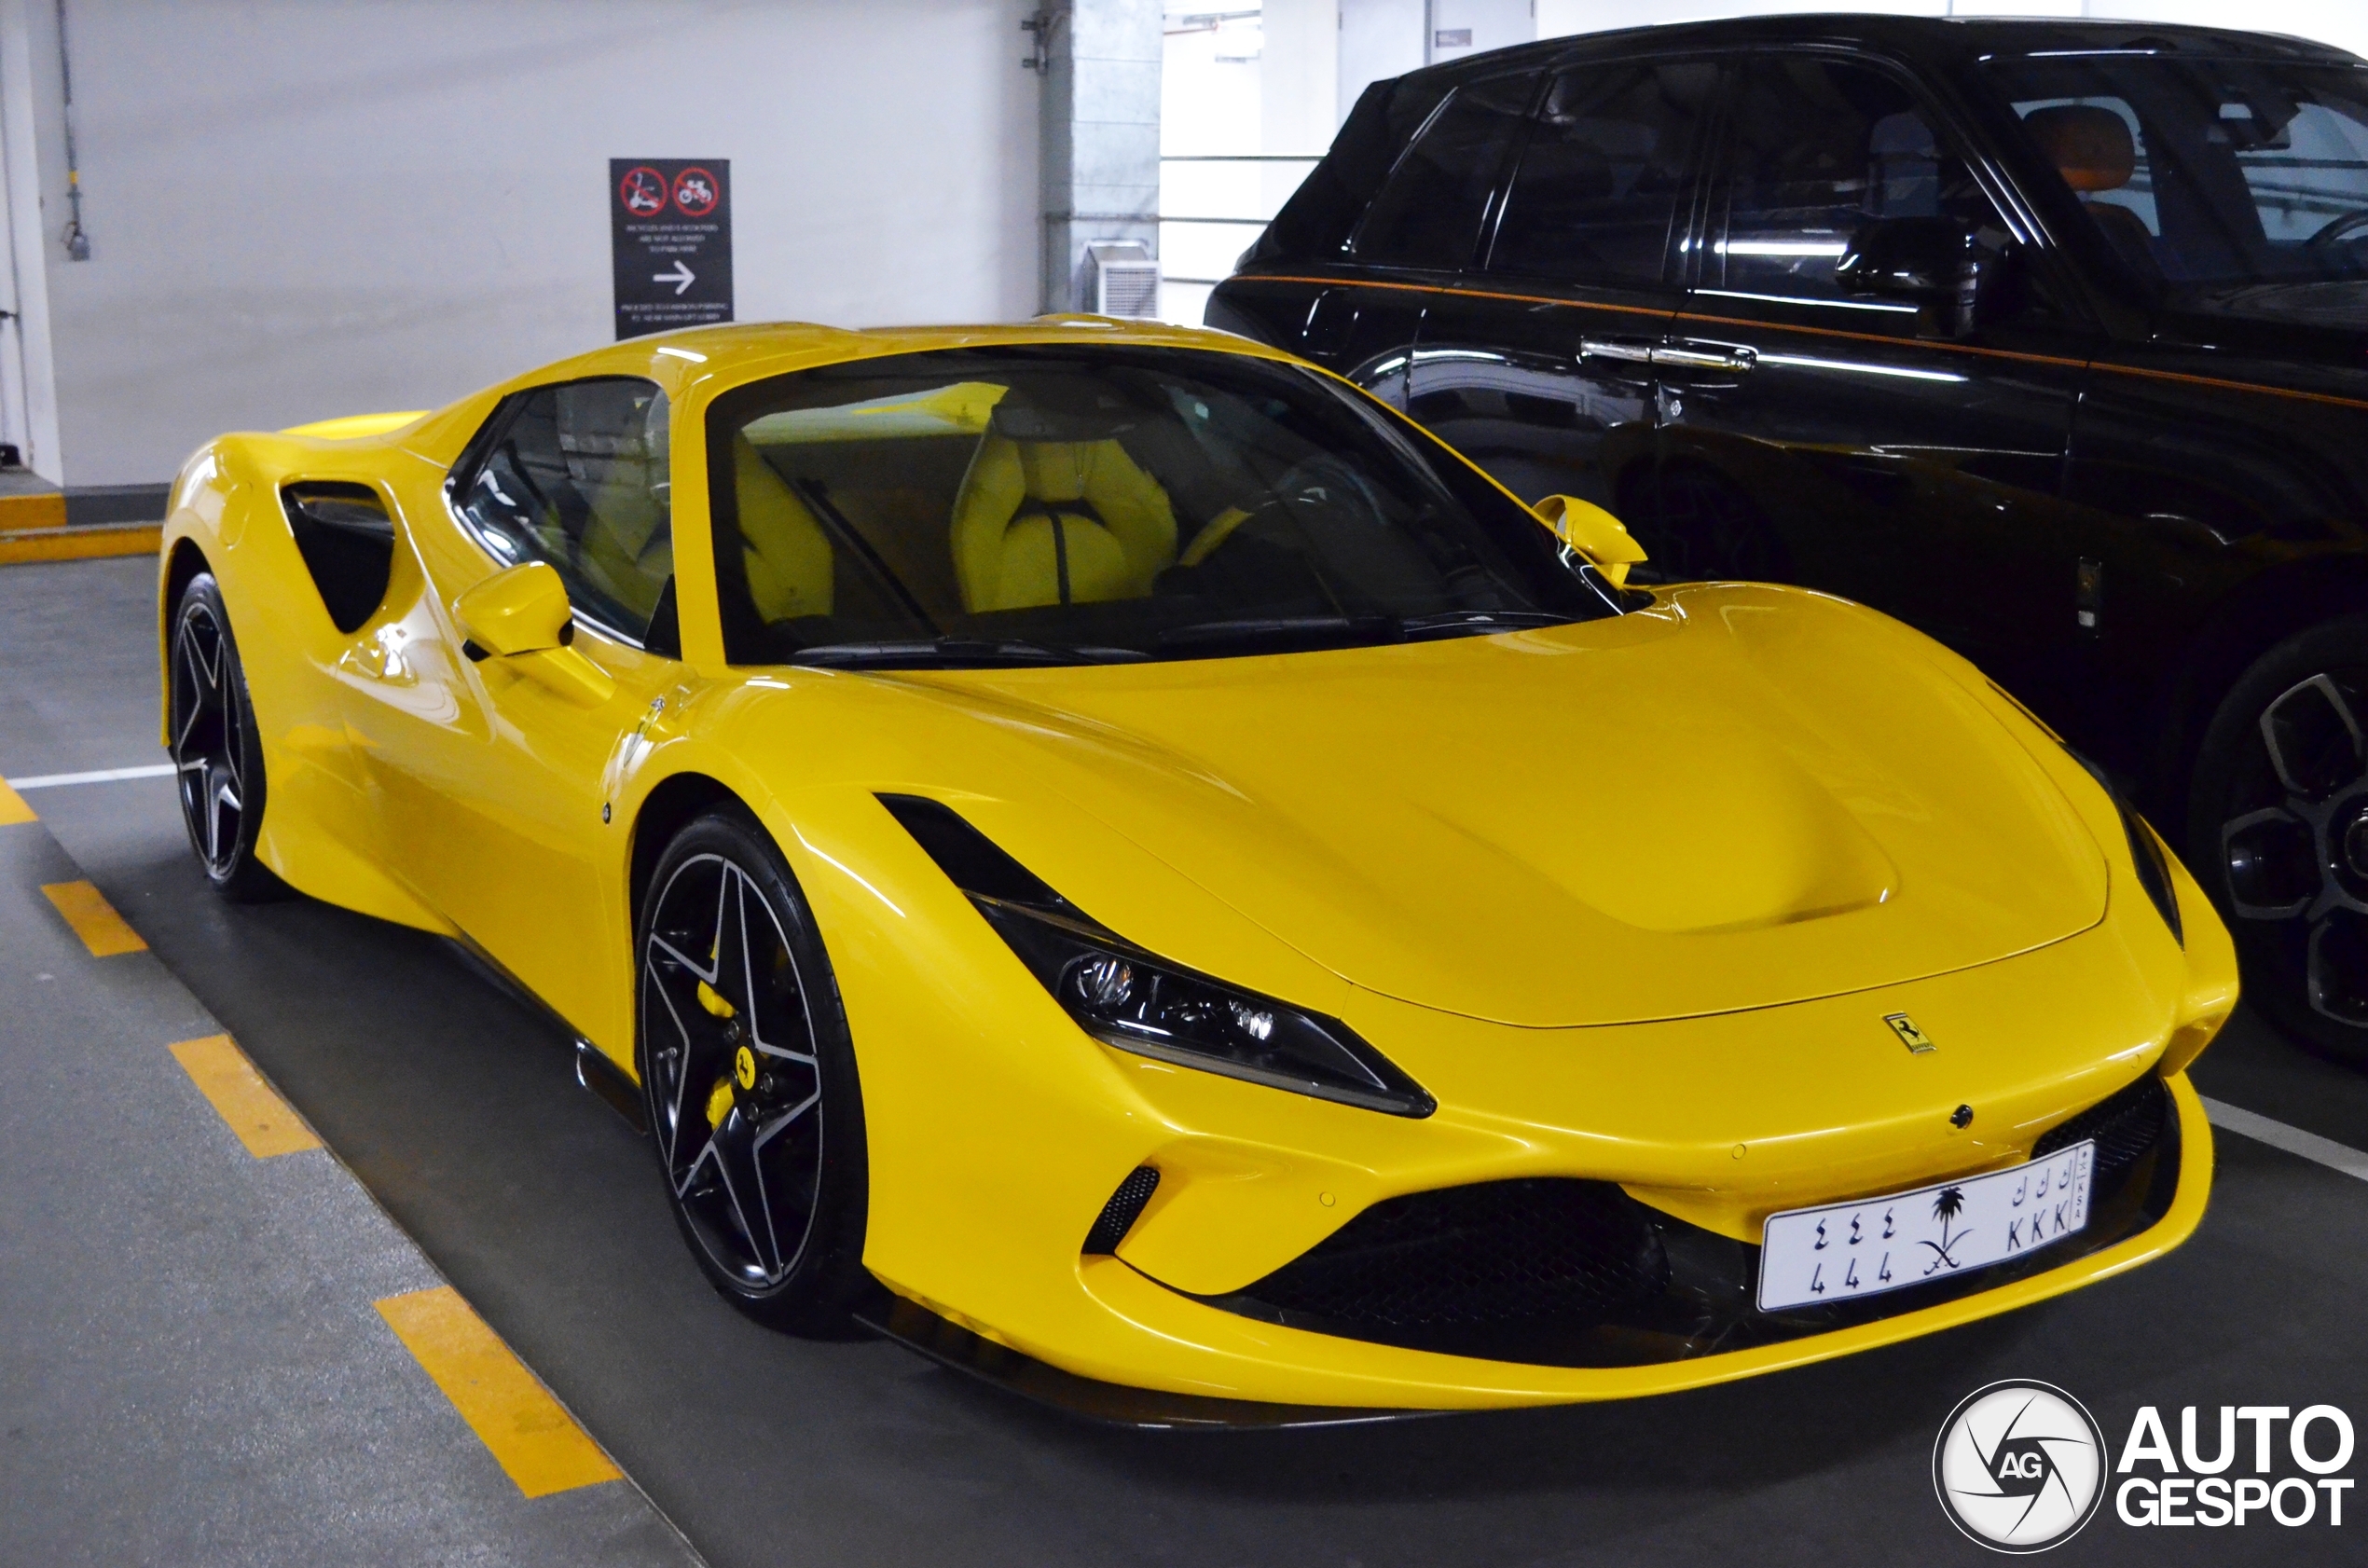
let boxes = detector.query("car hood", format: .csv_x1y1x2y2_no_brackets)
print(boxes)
889,585,2108,1027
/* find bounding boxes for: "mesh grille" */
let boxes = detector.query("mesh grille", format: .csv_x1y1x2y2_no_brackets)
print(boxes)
1237,1178,1665,1330
2033,1073,2168,1184
1083,1165,1161,1254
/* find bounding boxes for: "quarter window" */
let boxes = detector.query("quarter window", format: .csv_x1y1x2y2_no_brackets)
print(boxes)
1488,58,1716,287
1353,73,1541,269
450,378,676,645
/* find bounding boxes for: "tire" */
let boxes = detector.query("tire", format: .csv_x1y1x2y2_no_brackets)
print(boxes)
2185,613,2368,1066
167,573,289,901
636,807,873,1331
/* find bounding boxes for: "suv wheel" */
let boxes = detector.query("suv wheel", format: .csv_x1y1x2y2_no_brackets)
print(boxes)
2187,614,2368,1065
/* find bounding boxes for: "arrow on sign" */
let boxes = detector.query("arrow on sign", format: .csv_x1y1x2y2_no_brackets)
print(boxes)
653,260,695,296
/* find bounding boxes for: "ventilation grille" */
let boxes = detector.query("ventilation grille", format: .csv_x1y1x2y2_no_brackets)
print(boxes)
2032,1072,2168,1184
1236,1178,1666,1331
1087,241,1160,319
1083,1165,1160,1254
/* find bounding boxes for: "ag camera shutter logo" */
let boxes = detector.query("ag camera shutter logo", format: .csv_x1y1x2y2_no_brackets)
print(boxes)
1933,1381,2108,1552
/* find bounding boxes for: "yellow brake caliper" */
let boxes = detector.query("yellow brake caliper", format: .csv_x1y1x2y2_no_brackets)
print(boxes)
698,978,737,1128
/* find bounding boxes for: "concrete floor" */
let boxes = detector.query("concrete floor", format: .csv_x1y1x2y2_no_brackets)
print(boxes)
5,556,2365,1566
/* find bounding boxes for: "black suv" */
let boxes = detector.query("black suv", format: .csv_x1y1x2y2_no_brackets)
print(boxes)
1211,15,2368,1062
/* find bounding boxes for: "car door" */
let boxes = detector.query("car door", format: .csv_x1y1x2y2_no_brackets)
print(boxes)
1308,69,1542,409
1409,54,1720,530
1661,50,2094,684
346,376,682,1033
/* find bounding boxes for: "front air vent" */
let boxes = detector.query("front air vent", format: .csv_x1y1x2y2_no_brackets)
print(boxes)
2032,1073,2168,1185
1083,1165,1161,1254
1229,1178,1668,1341
281,481,395,633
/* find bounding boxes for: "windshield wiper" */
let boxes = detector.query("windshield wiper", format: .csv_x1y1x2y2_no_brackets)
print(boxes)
784,637,1150,669
1152,614,1399,655
1397,609,1577,640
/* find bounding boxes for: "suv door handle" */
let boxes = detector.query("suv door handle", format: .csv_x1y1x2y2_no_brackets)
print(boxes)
1578,337,1659,364
1654,341,1756,373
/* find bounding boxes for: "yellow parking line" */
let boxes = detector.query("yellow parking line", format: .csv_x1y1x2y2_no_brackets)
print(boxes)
168,1034,322,1158
375,1286,622,1499
40,878,145,956
0,778,34,825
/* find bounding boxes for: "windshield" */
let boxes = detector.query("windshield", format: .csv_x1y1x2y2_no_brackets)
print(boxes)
704,345,1622,668
1986,53,2368,301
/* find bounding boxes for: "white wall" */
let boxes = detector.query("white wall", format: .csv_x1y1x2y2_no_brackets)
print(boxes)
1,0,1040,488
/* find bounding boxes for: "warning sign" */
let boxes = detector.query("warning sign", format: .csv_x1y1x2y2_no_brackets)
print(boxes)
611,158,733,340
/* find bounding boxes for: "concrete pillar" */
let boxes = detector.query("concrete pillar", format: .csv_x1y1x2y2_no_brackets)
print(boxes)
0,0,66,481
1037,0,1163,313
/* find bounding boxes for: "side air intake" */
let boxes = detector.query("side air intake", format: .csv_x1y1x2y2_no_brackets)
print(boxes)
1083,1166,1160,1254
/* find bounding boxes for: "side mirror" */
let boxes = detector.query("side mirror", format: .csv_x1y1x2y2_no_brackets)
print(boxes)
453,562,616,707
1836,217,1989,337
1533,494,1648,588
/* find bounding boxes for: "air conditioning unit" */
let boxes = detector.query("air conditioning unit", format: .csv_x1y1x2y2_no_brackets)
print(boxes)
1087,241,1159,319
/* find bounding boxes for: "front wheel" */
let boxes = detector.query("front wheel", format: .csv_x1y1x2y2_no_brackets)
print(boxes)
2187,614,2368,1065
167,573,287,901
637,808,872,1331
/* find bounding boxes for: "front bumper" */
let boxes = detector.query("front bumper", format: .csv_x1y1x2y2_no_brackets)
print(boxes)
879,1071,2212,1416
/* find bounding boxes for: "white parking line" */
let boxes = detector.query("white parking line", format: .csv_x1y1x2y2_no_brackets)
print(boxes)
2202,1096,2368,1183
7,763,177,791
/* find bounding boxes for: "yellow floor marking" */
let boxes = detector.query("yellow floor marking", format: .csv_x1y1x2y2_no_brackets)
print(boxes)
0,522,161,565
40,878,145,956
168,1034,322,1158
0,490,67,534
375,1286,622,1498
0,778,34,825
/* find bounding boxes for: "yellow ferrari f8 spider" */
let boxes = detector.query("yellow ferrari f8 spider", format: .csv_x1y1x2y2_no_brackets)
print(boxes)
158,319,2237,1424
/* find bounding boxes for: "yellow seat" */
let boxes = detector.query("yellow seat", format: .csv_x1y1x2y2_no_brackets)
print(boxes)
950,434,1177,612
731,433,833,622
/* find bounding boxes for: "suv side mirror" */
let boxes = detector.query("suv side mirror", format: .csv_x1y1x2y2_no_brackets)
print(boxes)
1533,494,1648,588
454,562,617,707
1836,217,1989,337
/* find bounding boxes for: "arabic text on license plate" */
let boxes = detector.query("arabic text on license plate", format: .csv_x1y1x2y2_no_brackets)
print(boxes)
1757,1141,2094,1313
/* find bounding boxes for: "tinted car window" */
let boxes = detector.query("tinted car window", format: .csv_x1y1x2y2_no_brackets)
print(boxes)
451,378,675,643
1353,73,1540,269
1714,57,2009,301
704,346,1620,667
1489,58,1716,287
1989,55,2368,297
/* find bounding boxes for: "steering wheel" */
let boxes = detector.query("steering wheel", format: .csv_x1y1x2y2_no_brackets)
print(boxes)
2305,208,2368,252
1266,453,1386,521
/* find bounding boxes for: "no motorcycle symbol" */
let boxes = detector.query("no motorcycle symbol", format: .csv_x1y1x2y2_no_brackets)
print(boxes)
671,168,720,217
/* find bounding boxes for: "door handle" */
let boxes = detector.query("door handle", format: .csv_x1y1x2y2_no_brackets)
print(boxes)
1578,337,1659,364
1654,341,1756,374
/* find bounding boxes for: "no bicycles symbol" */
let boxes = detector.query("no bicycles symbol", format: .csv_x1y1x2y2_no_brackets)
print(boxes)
610,157,733,340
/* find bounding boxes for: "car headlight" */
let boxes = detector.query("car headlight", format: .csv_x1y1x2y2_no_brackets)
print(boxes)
879,794,1436,1117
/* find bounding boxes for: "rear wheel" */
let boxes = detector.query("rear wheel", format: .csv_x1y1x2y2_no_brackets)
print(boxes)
167,574,287,901
637,809,872,1331
2187,614,2368,1065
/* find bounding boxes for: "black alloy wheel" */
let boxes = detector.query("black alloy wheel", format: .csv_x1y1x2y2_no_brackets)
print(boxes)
167,574,286,901
2189,614,2368,1065
638,808,872,1331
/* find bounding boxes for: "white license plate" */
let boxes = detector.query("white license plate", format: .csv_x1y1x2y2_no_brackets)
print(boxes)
1757,1141,2095,1313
